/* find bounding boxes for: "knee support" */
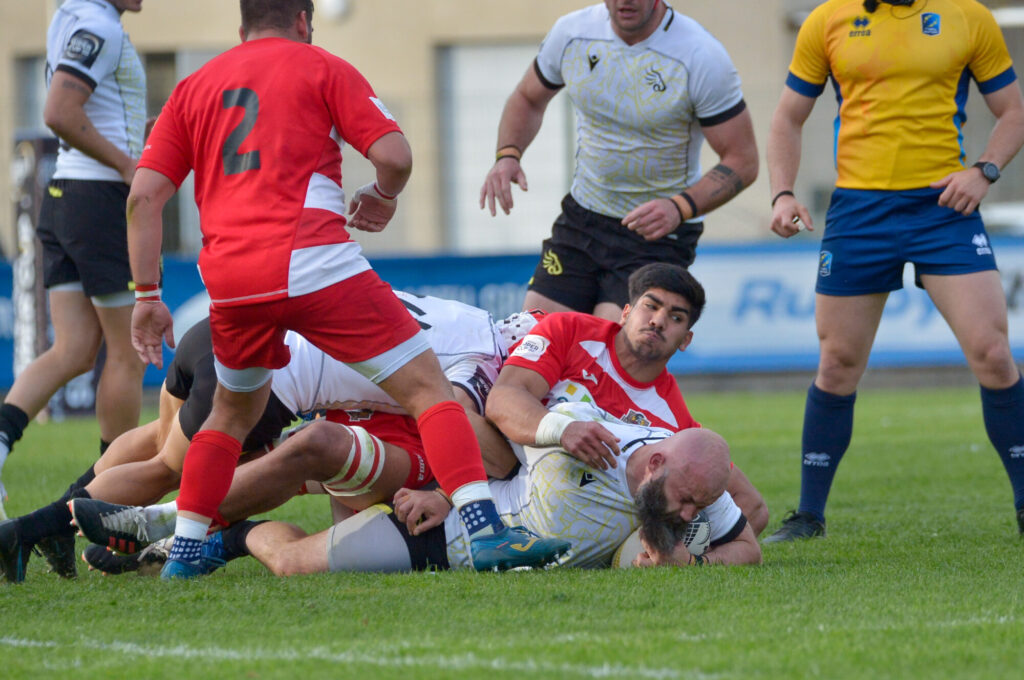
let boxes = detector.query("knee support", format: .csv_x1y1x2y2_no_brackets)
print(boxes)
320,425,386,497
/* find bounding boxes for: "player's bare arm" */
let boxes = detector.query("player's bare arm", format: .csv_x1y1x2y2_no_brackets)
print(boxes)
44,70,138,184
479,63,559,216
126,167,179,367
623,107,758,242
932,82,1024,216
347,131,411,232
487,365,621,469
766,88,817,237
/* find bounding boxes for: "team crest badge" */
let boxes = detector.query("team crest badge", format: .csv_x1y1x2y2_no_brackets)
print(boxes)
542,250,563,276
622,409,651,426
819,251,833,277
921,13,940,36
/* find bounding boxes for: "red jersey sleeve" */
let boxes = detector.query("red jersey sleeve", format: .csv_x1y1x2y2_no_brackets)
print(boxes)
316,48,403,157
503,312,577,388
138,83,194,187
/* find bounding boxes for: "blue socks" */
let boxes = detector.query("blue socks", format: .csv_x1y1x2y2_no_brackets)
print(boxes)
980,376,1024,510
168,536,203,563
458,499,505,537
798,383,856,523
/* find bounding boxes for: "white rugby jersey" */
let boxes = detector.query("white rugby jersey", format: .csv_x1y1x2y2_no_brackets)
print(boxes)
269,291,505,417
535,3,744,219
46,0,145,181
444,401,742,569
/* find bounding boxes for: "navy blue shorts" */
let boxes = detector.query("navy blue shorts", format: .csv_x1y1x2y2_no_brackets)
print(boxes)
816,188,997,296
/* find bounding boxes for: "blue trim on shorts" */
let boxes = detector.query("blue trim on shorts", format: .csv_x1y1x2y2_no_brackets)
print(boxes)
815,187,998,296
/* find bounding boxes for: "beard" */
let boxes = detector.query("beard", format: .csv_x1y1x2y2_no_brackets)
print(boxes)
635,474,691,556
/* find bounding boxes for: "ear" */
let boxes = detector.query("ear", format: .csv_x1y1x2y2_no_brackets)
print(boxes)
647,451,666,475
619,304,632,326
675,329,693,354
296,10,311,41
238,25,247,43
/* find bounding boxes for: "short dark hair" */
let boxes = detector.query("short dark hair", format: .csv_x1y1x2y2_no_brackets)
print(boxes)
240,0,314,33
627,263,706,327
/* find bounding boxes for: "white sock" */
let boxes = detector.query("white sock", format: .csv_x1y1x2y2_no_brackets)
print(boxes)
450,481,494,509
144,500,179,540
173,515,211,542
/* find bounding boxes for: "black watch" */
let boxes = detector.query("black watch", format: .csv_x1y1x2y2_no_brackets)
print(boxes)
973,161,1000,183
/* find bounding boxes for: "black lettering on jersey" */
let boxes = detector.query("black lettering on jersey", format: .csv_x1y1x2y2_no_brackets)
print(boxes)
579,471,598,487
399,298,432,330
64,30,105,68
222,88,261,175
588,54,600,71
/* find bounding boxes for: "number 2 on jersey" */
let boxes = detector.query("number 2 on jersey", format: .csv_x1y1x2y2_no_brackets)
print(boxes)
222,88,261,176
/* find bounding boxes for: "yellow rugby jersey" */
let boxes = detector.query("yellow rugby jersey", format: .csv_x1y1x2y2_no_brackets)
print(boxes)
787,0,1016,190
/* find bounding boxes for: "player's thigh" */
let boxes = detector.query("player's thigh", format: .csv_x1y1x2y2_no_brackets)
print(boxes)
375,350,456,417
814,292,887,390
326,505,415,573
921,270,1017,383
47,288,102,356
92,303,140,362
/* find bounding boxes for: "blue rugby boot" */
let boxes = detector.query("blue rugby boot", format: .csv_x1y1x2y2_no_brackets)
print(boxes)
470,526,570,572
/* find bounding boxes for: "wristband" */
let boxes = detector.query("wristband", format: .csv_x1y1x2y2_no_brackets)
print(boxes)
671,192,698,221
667,196,686,223
133,282,161,302
495,145,522,161
372,182,397,201
771,190,795,208
434,488,454,509
535,411,574,446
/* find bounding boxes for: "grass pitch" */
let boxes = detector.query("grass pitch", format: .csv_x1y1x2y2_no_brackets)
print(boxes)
1,384,1022,679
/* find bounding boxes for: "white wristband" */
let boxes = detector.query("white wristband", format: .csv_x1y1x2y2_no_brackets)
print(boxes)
535,412,574,446
354,181,397,204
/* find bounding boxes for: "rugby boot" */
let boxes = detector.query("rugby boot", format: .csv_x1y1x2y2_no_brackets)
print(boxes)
762,510,826,544
69,498,151,554
470,526,570,572
36,531,77,579
0,519,30,583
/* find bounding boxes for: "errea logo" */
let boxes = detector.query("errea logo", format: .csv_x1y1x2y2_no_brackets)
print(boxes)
972,233,992,256
850,16,871,37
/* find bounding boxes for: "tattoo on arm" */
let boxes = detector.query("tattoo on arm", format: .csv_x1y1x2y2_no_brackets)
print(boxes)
706,164,744,202
60,79,92,96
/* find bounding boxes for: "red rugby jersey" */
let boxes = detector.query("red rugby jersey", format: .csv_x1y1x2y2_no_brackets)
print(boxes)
504,312,698,431
140,37,402,306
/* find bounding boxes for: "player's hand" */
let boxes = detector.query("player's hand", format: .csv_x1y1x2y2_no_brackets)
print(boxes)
561,421,621,470
770,194,813,238
348,182,398,232
479,157,528,216
931,168,990,216
638,534,693,567
622,198,681,241
131,301,175,369
393,487,450,536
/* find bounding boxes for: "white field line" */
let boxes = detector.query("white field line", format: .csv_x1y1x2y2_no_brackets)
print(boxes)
0,637,718,680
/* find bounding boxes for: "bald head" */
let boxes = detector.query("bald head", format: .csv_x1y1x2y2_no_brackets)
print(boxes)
671,428,731,500
633,428,732,556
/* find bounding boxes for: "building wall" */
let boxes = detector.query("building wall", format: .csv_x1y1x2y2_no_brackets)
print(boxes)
2,1,1019,258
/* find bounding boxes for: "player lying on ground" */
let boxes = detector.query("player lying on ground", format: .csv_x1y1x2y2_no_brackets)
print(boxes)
0,293,534,582
220,402,761,574
487,262,769,535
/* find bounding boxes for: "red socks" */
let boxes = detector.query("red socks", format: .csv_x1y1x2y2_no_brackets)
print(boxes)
176,430,242,520
417,401,487,496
